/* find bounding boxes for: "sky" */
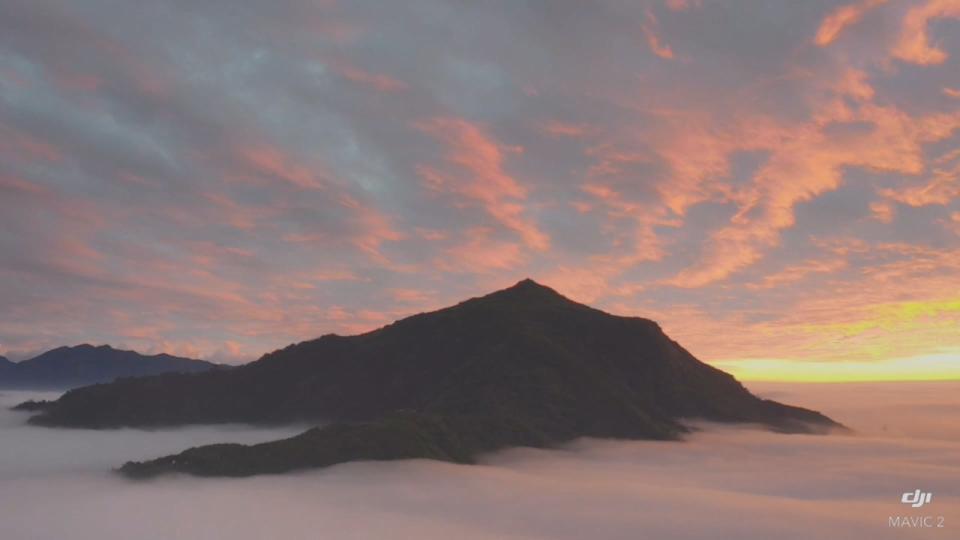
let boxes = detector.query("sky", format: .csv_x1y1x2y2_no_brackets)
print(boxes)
1,0,959,380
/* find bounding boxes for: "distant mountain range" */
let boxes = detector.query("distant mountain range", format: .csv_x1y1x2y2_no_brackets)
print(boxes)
0,344,220,389
24,279,841,478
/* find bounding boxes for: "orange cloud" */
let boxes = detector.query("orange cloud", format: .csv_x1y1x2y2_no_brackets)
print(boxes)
892,0,960,65
337,194,406,261
390,288,433,304
415,228,448,241
338,65,409,93
880,168,960,207
541,259,648,305
541,121,589,138
879,146,960,207
417,117,549,250
436,227,525,273
814,0,887,46
835,68,875,101
0,175,50,197
298,270,361,284
580,181,669,264
641,7,675,59
276,192,404,266
627,242,960,366
200,192,265,230
668,98,960,288
0,125,62,164
869,200,895,222
241,145,326,190
666,0,702,11
950,212,960,234
746,256,848,290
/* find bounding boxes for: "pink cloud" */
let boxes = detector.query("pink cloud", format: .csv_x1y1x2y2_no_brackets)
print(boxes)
746,256,848,290
878,146,960,208
435,228,526,273
0,175,50,197
390,288,433,304
415,228,449,241
338,65,409,93
814,0,887,46
892,0,960,65
337,194,406,262
949,212,960,234
240,145,326,190
640,7,675,60
665,0,702,11
417,117,549,251
0,125,62,164
541,121,590,138
667,88,960,288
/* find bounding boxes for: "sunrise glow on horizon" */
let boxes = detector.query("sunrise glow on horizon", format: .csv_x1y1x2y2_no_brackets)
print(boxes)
1,0,959,382
717,351,960,382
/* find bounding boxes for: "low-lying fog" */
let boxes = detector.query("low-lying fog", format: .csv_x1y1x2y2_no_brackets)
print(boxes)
1,382,957,539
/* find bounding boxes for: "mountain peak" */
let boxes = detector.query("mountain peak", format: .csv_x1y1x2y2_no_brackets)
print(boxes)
46,343,111,354
512,277,548,289
73,343,113,351
494,278,566,300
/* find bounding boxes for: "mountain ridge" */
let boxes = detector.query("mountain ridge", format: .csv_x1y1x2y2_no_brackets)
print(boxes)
0,344,220,390
24,279,842,477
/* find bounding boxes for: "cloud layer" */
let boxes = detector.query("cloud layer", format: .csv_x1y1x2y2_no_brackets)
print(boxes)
1,0,959,373
0,382,957,539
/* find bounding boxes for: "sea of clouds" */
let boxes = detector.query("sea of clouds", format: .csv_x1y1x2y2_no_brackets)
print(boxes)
0,382,956,540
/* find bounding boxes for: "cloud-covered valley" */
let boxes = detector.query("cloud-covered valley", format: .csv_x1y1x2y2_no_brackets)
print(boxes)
1,382,956,540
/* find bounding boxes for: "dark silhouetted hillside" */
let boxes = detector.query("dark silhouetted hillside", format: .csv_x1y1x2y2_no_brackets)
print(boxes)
27,280,841,477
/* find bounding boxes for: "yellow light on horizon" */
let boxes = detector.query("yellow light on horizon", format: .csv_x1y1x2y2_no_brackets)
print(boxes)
714,351,960,382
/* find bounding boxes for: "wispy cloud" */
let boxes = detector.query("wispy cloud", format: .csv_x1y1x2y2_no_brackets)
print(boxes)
892,0,960,65
814,0,888,46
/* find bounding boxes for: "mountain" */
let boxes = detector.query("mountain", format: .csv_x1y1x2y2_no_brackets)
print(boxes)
26,280,841,477
0,344,220,389
0,355,13,376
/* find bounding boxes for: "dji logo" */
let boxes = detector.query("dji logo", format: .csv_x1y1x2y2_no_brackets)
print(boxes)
889,490,943,529
901,490,933,508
